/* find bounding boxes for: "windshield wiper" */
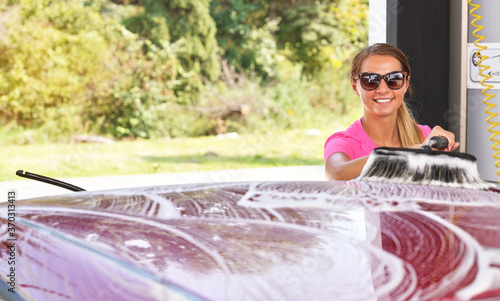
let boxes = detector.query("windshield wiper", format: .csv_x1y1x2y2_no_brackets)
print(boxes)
16,170,86,192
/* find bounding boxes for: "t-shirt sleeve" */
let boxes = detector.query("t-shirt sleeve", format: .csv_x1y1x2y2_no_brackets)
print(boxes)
324,133,359,162
418,124,432,138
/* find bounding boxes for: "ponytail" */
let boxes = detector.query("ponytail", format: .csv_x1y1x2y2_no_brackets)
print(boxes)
397,102,425,147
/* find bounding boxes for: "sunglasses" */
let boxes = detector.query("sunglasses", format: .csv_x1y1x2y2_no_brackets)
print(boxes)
353,71,408,91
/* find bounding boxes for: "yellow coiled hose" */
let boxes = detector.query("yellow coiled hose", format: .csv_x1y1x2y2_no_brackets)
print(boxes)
468,0,500,183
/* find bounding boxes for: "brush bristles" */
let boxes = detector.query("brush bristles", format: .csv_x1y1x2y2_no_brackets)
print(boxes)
358,148,495,190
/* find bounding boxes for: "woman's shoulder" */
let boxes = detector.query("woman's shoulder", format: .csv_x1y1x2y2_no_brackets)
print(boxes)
324,118,375,161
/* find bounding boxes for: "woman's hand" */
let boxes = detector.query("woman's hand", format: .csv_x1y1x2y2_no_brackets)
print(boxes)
424,126,459,151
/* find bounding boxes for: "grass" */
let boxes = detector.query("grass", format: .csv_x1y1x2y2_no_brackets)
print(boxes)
0,105,361,181
0,129,331,181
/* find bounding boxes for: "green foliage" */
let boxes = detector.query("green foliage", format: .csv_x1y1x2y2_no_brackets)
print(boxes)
240,19,279,79
125,0,220,104
83,39,187,139
211,0,368,77
198,54,361,138
0,0,369,142
0,0,111,126
278,0,368,75
0,0,187,139
210,0,262,71
122,7,171,45
166,0,220,82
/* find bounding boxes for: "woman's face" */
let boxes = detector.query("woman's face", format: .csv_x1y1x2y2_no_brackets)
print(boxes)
351,55,409,119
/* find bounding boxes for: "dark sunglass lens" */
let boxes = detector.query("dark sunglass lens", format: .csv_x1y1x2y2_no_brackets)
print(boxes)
386,72,405,89
359,74,380,90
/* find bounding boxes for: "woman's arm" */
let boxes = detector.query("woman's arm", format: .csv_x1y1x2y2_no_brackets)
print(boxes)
325,152,369,181
324,126,459,181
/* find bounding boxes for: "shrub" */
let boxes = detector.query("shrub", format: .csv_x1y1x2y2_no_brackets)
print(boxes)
83,40,181,139
0,1,106,126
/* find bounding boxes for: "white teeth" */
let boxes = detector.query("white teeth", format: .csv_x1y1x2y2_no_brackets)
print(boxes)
375,99,392,103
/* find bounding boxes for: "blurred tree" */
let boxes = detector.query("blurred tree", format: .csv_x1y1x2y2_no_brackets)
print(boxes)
265,0,368,76
0,0,182,139
83,39,182,139
210,0,278,80
210,0,260,69
211,0,368,77
124,0,220,104
0,0,368,139
0,0,112,125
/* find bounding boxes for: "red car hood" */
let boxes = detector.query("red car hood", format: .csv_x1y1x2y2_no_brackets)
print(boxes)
1,180,500,300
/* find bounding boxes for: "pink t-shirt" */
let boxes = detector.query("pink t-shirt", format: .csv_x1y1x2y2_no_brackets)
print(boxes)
323,118,432,162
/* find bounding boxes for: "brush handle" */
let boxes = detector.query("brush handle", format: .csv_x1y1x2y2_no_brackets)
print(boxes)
427,136,449,149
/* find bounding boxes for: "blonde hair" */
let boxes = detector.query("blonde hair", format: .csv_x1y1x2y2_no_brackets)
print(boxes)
397,102,425,147
351,43,424,147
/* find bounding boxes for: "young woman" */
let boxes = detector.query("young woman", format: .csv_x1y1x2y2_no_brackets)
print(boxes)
324,43,459,181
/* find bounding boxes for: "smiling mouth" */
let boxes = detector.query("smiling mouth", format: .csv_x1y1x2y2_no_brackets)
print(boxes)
374,98,392,103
